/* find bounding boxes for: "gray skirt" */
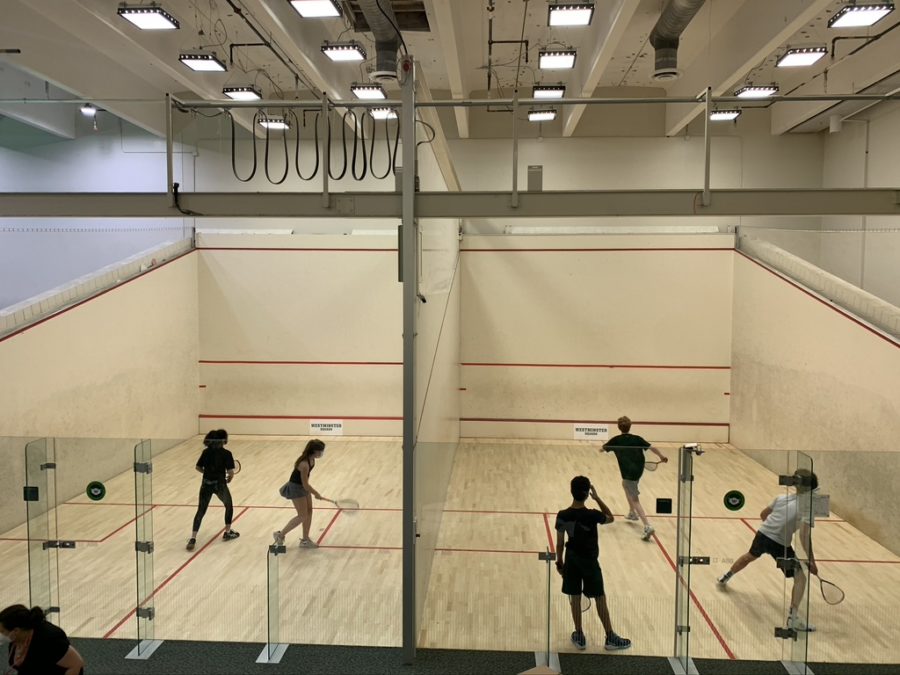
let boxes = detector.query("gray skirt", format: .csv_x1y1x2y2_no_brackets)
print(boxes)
279,481,308,500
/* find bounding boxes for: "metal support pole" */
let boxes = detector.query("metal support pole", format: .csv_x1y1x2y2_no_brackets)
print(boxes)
322,95,330,209
702,87,712,208
400,54,418,666
511,92,520,208
165,94,174,207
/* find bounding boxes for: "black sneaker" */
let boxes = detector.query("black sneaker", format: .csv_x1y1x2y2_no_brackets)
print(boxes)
605,632,631,651
570,631,587,650
223,530,240,541
185,538,196,551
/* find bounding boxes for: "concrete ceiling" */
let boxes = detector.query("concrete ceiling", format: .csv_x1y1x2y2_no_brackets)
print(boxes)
1,0,899,140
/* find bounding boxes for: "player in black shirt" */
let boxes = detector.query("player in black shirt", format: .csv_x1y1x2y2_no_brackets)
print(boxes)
1,604,84,675
555,476,631,652
186,429,239,551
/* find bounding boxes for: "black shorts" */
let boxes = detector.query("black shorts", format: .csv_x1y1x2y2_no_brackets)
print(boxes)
749,531,800,578
561,554,605,598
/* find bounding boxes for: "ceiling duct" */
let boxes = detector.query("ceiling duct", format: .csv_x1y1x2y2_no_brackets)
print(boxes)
649,0,706,81
356,0,401,81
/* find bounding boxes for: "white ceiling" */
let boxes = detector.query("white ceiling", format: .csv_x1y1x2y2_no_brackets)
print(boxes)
1,0,899,139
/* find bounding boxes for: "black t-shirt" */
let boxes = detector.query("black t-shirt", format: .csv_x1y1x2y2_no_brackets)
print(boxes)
196,445,235,482
289,459,314,484
7,621,77,675
603,433,651,481
555,507,609,558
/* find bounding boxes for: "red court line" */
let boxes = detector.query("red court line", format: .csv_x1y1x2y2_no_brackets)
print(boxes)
462,362,730,370
462,248,735,253
652,533,736,660
435,547,543,555
200,360,402,366
736,251,899,349
0,249,194,344
0,506,155,544
103,506,251,639
817,559,900,564
198,247,396,252
317,510,342,546
462,417,729,427
199,414,402,421
98,506,155,543
740,518,757,535
543,513,556,553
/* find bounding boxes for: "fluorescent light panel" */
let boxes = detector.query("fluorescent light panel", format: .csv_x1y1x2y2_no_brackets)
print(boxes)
351,83,387,100
80,103,98,117
735,84,778,98
370,107,397,120
827,3,894,28
117,5,180,30
223,86,262,101
710,109,741,121
321,42,366,61
533,84,566,99
548,3,595,26
539,50,577,69
259,116,290,130
289,0,341,18
179,52,226,72
528,108,557,122
776,46,827,67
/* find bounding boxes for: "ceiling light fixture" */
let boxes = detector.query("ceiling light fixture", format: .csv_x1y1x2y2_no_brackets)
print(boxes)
289,0,341,18
370,107,398,120
321,41,367,62
179,51,227,72
709,109,741,121
80,103,98,117
735,84,778,99
533,84,566,99
776,46,827,67
259,115,290,130
117,4,180,30
528,108,558,122
548,2,595,27
538,50,577,70
827,2,894,28
351,83,387,100
223,85,263,101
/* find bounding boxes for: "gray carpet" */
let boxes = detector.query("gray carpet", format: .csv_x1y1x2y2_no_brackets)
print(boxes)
72,638,900,675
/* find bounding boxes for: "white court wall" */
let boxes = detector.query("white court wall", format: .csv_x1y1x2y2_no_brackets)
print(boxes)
197,234,402,436
730,253,900,553
459,233,735,442
0,253,199,532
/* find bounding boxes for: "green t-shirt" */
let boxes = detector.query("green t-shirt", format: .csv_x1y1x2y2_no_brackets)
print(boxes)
603,433,651,481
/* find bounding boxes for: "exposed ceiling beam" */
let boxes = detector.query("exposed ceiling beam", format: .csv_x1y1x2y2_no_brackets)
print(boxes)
0,67,76,138
415,63,461,191
562,0,641,137
662,0,833,137
424,0,469,138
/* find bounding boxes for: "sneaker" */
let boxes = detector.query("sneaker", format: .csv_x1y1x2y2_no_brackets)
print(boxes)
641,525,655,541
605,632,631,651
299,538,319,548
625,511,639,521
185,538,196,551
223,530,240,541
787,614,816,632
273,531,285,545
717,572,732,586
570,631,587,650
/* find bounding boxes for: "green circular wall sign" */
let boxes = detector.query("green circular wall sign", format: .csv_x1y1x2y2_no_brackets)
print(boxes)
724,490,745,512
86,481,106,501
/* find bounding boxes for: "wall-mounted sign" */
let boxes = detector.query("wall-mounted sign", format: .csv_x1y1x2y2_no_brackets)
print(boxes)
574,423,609,440
310,420,344,436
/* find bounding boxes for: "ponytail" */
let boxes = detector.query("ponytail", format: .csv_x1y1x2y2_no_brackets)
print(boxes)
0,604,45,631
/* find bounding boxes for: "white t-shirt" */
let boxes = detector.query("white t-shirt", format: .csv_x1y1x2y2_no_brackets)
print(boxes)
758,493,814,546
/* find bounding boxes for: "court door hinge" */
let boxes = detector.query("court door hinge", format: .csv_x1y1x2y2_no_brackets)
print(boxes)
778,474,797,487
678,556,710,566
774,626,796,640
676,625,691,635
136,607,155,621
40,462,57,470
23,486,39,502
135,541,154,554
538,551,557,562
269,544,287,556
45,606,60,616
133,462,153,474
43,540,76,550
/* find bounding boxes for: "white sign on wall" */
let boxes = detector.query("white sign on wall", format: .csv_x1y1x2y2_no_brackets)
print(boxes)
573,424,609,440
310,420,344,436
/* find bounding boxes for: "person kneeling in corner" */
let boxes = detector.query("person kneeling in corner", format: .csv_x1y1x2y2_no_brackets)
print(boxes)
555,476,631,652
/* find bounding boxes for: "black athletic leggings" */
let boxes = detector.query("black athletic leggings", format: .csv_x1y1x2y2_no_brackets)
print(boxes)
192,479,233,531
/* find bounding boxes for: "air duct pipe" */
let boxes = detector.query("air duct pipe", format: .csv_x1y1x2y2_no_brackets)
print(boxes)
649,0,706,81
357,0,401,81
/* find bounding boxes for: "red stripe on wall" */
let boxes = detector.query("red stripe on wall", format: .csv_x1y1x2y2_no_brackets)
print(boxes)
462,362,729,370
462,417,728,427
736,251,899,348
198,247,396,252
199,360,401,366
462,247,735,253
199,414,402,420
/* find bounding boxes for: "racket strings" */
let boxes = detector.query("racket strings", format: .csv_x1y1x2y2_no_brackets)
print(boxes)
820,579,845,605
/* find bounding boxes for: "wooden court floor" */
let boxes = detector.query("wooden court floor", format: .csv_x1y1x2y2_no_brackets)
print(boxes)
0,436,897,665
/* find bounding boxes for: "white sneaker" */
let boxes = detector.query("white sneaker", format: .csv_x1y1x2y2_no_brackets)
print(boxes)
787,614,816,632
625,512,639,521
717,572,732,586
641,526,655,541
273,531,285,545
299,538,319,548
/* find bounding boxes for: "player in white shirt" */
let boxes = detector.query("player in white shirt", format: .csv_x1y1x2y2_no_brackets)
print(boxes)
716,469,819,632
